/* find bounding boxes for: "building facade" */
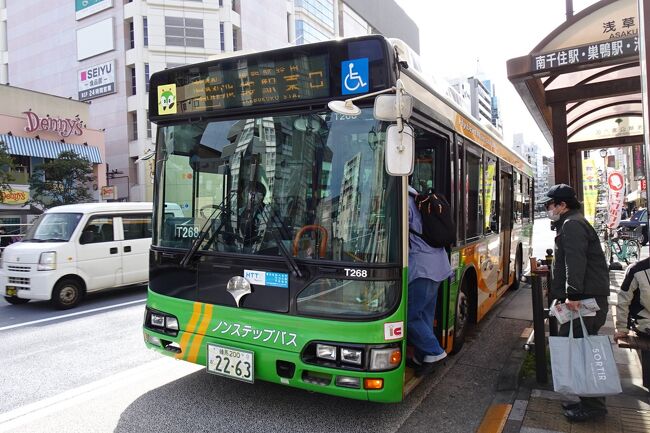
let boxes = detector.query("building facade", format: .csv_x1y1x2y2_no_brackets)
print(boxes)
0,85,106,225
0,0,417,202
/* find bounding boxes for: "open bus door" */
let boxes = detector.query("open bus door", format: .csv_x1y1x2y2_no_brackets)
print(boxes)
499,169,513,287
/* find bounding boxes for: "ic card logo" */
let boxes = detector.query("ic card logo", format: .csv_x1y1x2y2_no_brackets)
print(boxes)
384,321,403,341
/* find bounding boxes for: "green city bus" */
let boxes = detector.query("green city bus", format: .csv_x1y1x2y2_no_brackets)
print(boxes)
143,35,534,403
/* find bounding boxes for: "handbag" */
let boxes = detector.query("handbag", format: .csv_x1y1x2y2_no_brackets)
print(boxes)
549,311,622,396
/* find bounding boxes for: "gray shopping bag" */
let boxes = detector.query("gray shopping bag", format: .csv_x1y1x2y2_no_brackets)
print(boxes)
549,311,622,396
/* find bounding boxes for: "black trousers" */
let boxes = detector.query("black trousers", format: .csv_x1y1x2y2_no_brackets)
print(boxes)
557,296,609,411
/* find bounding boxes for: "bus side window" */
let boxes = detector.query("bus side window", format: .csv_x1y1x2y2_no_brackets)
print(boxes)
465,149,483,240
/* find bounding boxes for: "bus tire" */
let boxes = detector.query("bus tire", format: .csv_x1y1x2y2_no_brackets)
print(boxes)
451,273,476,354
510,246,523,291
4,296,30,305
51,278,84,310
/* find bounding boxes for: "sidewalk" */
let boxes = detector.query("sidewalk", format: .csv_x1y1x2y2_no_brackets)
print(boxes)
497,269,650,433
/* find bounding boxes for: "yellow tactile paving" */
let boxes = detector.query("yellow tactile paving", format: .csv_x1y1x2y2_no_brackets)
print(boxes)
521,396,650,433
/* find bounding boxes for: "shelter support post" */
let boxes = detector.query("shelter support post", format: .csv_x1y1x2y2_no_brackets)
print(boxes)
551,103,570,184
639,0,650,217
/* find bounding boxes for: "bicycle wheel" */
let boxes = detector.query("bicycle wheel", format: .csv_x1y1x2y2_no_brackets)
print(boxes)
603,241,613,264
625,240,641,264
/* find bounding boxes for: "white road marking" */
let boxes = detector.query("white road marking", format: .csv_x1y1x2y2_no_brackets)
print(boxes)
0,357,202,432
0,298,147,331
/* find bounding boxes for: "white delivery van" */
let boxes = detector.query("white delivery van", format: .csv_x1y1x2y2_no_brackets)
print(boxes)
0,202,152,309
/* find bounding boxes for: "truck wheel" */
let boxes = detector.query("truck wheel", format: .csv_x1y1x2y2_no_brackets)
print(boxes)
51,279,84,310
4,296,30,305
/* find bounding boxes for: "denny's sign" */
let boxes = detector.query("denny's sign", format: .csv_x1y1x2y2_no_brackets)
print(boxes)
0,189,29,205
23,111,84,138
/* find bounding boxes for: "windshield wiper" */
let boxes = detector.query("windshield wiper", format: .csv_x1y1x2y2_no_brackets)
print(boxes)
258,204,303,278
180,192,236,268
180,206,224,268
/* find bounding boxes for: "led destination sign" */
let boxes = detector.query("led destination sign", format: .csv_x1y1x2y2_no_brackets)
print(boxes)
157,54,330,116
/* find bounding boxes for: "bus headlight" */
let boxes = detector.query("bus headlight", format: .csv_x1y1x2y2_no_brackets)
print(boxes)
316,344,337,361
144,307,179,336
165,316,179,331
340,348,363,365
369,348,402,371
37,251,57,271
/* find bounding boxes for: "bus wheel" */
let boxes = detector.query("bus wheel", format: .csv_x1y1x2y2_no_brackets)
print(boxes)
451,276,475,354
51,279,84,310
4,296,30,305
510,247,523,291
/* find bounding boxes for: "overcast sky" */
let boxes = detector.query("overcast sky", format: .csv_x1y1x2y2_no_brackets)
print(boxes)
394,0,600,156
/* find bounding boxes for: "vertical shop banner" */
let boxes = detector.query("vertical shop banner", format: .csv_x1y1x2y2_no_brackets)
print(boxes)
633,144,646,179
607,169,625,229
76,0,112,20
582,158,598,224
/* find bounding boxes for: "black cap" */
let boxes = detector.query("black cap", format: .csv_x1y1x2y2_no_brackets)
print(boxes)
539,183,577,205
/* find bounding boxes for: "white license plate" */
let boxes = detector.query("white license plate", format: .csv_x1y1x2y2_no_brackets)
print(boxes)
207,344,254,383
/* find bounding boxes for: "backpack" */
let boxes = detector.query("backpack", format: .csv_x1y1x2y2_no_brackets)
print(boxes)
409,191,456,248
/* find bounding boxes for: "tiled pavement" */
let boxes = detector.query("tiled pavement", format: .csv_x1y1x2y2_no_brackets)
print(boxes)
501,270,650,433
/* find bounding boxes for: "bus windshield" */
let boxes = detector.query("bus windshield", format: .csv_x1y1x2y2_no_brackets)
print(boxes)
155,108,400,264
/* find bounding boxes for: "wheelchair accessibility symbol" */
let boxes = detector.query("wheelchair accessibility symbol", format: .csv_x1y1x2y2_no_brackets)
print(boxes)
341,58,369,95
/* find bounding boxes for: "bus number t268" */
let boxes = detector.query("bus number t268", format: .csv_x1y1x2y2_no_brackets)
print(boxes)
175,224,199,238
344,268,368,278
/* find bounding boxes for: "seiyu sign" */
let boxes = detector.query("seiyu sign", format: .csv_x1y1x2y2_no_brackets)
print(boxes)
78,60,116,101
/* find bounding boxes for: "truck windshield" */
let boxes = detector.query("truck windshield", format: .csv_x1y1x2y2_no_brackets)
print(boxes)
154,108,400,264
23,213,82,242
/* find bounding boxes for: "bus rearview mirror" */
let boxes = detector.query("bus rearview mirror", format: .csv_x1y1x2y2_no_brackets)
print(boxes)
385,124,414,176
374,94,413,121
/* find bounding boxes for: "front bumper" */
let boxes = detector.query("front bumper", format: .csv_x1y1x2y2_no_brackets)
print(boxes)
0,267,57,301
143,326,405,403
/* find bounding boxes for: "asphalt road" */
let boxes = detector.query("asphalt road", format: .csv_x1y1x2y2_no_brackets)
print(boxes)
0,220,551,433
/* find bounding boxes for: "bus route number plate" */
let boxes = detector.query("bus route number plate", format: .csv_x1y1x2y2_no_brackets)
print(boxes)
207,344,254,383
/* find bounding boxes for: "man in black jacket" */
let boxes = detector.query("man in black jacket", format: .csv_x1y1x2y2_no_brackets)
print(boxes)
540,184,610,422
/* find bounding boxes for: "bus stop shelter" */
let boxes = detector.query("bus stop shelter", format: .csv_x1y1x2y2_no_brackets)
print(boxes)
507,0,645,200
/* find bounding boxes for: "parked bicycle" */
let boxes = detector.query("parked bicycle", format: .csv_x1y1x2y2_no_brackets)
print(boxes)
603,227,641,266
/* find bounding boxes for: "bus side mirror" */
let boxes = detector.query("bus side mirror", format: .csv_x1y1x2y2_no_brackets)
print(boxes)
374,94,413,121
385,124,414,176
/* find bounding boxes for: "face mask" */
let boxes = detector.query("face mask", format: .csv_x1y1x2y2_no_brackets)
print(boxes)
547,209,560,221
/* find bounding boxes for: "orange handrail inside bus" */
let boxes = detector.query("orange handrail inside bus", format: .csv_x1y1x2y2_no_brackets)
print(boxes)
292,225,328,258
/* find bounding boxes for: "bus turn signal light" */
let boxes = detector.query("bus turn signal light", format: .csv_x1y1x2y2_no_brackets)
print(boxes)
390,349,401,365
364,378,384,390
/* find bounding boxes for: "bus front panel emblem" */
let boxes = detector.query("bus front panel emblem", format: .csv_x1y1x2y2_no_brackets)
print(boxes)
226,276,252,307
